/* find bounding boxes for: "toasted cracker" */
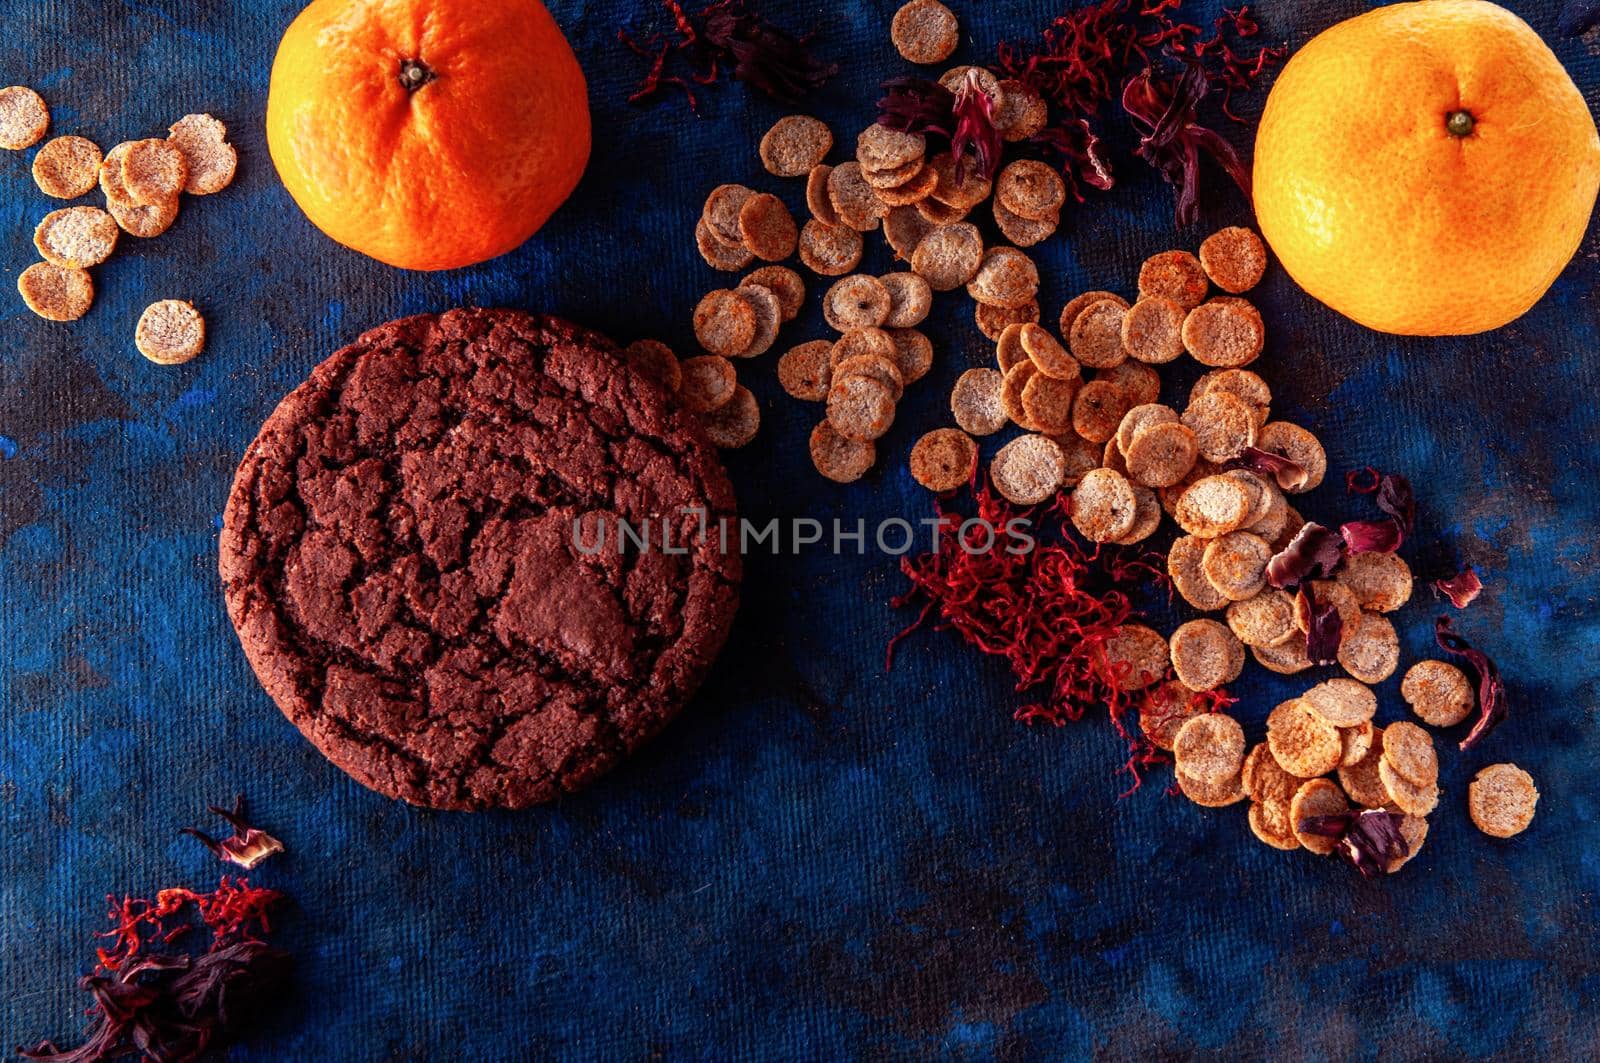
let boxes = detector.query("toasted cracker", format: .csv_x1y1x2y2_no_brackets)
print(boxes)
830,327,897,369
1169,534,1229,612
909,428,978,492
1174,474,1251,538
950,367,1006,436
778,340,834,401
1115,403,1178,457
1139,681,1206,751
122,138,189,206
1294,580,1363,646
887,328,933,384
167,113,237,195
1177,766,1246,808
1201,531,1272,601
1249,799,1302,851
760,115,833,177
992,434,1066,506
679,355,738,412
1059,290,1127,337
856,123,925,172
1378,759,1440,817
1380,721,1438,788
1169,619,1244,692
1121,296,1186,364
1338,731,1391,808
806,165,840,226
891,0,960,64
1199,226,1267,294
1338,612,1399,684
1243,742,1304,804
701,385,761,448
993,78,1047,141
1125,421,1198,489
17,262,93,321
623,339,682,395
1067,298,1129,369
871,164,938,207
1339,720,1375,768
880,271,932,328
34,206,119,268
910,222,983,291
1173,712,1246,785
883,205,934,261
1192,368,1271,426
999,360,1038,428
995,159,1065,222
1255,421,1326,493
1069,379,1128,444
1020,372,1078,436
1138,250,1209,309
1113,484,1161,545
1289,778,1350,855
1070,467,1137,542
999,327,1030,376
1182,390,1259,464
1387,815,1429,872
827,373,896,441
1253,638,1312,676
1225,590,1296,649
704,183,755,245
741,266,805,321
693,290,757,357
925,149,993,210
1057,434,1100,489
809,420,876,482
1303,678,1378,729
0,86,49,150
967,246,1039,309
1096,361,1160,408
823,274,892,331
1267,698,1342,778
799,220,864,276
109,193,180,238
1336,551,1413,614
1401,660,1475,728
827,161,885,231
993,198,1056,247
734,284,783,358
974,299,1038,342
135,299,206,365
1100,623,1170,690
1183,299,1265,368
697,217,755,271
33,136,102,199
835,354,904,402
1017,323,1078,381
738,193,799,261
1468,763,1538,838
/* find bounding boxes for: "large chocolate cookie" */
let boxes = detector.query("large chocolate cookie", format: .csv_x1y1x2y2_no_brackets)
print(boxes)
220,309,740,810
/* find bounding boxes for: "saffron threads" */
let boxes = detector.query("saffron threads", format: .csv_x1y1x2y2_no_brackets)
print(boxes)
620,0,835,112
888,479,1201,794
180,795,285,871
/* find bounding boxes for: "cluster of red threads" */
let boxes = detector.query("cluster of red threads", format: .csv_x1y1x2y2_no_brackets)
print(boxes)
888,480,1187,794
95,878,282,974
1193,7,1288,122
619,1,721,113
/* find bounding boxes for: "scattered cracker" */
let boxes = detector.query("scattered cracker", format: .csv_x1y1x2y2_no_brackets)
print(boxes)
909,427,978,491
1067,297,1129,369
1174,474,1251,538
741,266,805,321
1243,742,1304,805
1339,720,1374,768
760,115,834,177
830,327,897,369
872,164,939,207
1266,698,1342,778
1468,764,1538,838
974,299,1038,342
1117,402,1174,459
17,262,93,321
1125,421,1197,489
1192,368,1271,426
1378,759,1440,817
734,284,783,357
1337,551,1413,614
693,289,757,357
1069,379,1128,444
1381,721,1438,788
1169,619,1244,691
1182,390,1259,463
856,124,925,172
994,323,1030,373
950,367,1007,436
1225,590,1297,648
0,86,49,150
1294,580,1363,646
891,0,960,64
809,420,876,482
704,183,756,245
1198,226,1267,294
701,385,761,448
993,79,1048,142
1120,296,1186,364
1387,815,1429,873
109,193,180,239
1289,778,1350,856
827,373,897,441
1252,637,1312,676
806,165,840,226
1255,421,1326,493
1100,623,1169,690
1070,467,1137,542
778,340,834,401
1169,534,1229,611
879,271,932,328
799,219,864,276
1183,298,1265,368
823,274,892,331
1138,250,1209,309
1100,435,1129,478
679,355,738,412
697,217,755,271
915,195,968,225
991,433,1066,506
835,354,904,402
99,141,138,209
1057,434,1100,489
827,161,886,231
1096,361,1160,408
624,339,682,395
33,206,119,268
1401,660,1475,728
910,222,984,291
1303,677,1378,729
167,113,237,195
134,299,206,365
1173,712,1246,784
1201,531,1272,601
1020,372,1078,436
995,160,1065,222
1018,323,1078,381
863,155,924,191
999,360,1037,428
967,246,1038,309
1113,485,1162,545
993,198,1056,247
32,136,103,199
925,149,993,210
739,193,799,261
887,328,933,383
1249,799,1301,851
121,138,188,206
883,205,935,261
1338,730,1391,808
1059,290,1127,337
1177,766,1246,808
1338,611,1399,684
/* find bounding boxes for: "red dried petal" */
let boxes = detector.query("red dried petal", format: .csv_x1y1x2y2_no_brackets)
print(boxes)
1433,567,1483,609
1300,809,1409,879
1227,446,1308,492
1297,582,1343,665
1266,521,1344,589
1436,617,1507,750
951,69,1003,181
1340,518,1403,555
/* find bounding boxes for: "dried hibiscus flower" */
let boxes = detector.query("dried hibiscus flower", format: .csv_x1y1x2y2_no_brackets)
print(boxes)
1299,809,1411,879
1436,617,1508,750
1266,521,1344,590
1434,567,1483,609
181,795,285,871
1121,61,1251,226
702,1,836,103
1341,470,1415,554
1031,118,1115,202
877,76,956,139
951,69,1004,181
1227,446,1308,492
1297,582,1343,666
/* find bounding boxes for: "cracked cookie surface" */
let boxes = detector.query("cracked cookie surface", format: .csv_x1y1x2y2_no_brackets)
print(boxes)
220,309,740,810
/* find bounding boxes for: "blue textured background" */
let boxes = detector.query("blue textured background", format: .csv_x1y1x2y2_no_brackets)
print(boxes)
3,1,1598,1058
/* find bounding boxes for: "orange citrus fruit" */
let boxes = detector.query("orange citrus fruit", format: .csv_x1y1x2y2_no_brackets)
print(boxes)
266,0,590,271
1253,0,1600,335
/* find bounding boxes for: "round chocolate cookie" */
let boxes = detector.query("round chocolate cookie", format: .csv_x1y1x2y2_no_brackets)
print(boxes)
220,309,741,810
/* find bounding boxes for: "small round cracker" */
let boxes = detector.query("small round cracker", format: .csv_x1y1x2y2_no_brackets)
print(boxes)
827,374,897,441
1177,766,1246,808
1169,534,1229,612
693,289,758,357
1018,323,1078,381
778,340,834,401
1096,362,1161,408
1225,590,1297,648
1139,681,1207,752
950,367,1007,436
993,198,1056,247
995,159,1065,222
1339,720,1375,768
733,284,783,358
1169,619,1244,692
883,205,934,261
1173,712,1246,785
32,136,103,199
1303,677,1378,729
830,327,897,369
967,246,1039,309
1069,379,1128,444
135,299,206,365
1070,467,1137,542
991,433,1066,506
871,164,938,207
108,194,180,239
910,222,984,291
1111,399,1176,455
1253,638,1312,676
1100,623,1170,690
760,115,833,177
1294,580,1364,645
704,183,756,245
914,194,967,225
993,79,1047,142
856,123,925,172
679,355,738,413
167,113,237,195
1249,799,1302,851
1183,299,1265,368
823,274,892,331
1059,290,1127,337
1337,551,1414,614
1121,296,1186,364
1174,475,1251,538
1056,433,1100,490
925,149,993,210
1256,421,1326,493
892,0,960,64
1067,298,1129,369
738,193,799,261
624,339,682,395
827,161,885,231
1182,390,1259,463
806,165,840,227
835,354,904,402
741,266,805,321
1380,721,1438,788
1020,373,1078,436
909,428,978,492
1378,759,1440,817
1125,421,1198,489
886,328,933,384
1266,698,1342,778
1192,368,1271,426
880,271,932,328
1289,778,1350,856
1138,250,1209,309
701,384,760,448
976,299,1039,343
1200,530,1272,601
1337,731,1391,808
1401,660,1475,728
697,217,755,271
1388,815,1430,873
1114,485,1162,545
122,138,189,206
33,206,119,268
809,420,876,483
17,262,93,322
799,219,864,276
1199,226,1267,294
1338,612,1400,684
1243,742,1305,804
1468,764,1538,838
0,86,49,150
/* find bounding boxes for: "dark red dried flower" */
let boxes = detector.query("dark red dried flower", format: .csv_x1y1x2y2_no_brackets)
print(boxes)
1341,470,1415,554
1121,62,1251,226
1437,617,1507,750
1297,582,1343,665
1340,518,1404,555
1434,567,1483,609
877,76,956,139
1266,521,1344,590
1299,809,1410,879
181,796,285,871
1031,118,1115,201
1346,467,1381,495
951,69,1004,181
1227,446,1308,492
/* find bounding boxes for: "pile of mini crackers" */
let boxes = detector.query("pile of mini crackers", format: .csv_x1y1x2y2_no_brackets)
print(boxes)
2,84,234,365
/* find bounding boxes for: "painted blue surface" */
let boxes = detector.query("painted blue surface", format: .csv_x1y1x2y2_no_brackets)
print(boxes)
1,1,1597,1059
